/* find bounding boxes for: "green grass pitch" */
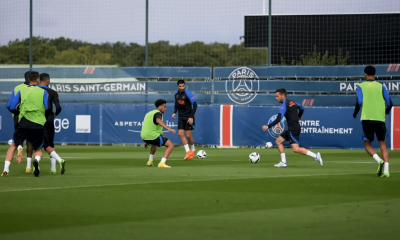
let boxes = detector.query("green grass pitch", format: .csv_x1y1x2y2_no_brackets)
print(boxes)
0,145,399,240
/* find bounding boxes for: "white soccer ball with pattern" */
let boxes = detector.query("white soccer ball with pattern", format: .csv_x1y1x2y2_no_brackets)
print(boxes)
249,152,260,163
266,142,273,148
197,150,206,159
8,139,13,145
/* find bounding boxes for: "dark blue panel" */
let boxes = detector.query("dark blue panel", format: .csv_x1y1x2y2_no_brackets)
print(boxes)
101,104,220,145
231,106,391,149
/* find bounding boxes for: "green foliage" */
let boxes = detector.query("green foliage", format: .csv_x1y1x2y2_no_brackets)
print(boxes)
281,46,350,66
0,37,269,67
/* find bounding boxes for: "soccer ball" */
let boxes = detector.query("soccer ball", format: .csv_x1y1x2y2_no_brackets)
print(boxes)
8,139,13,145
266,142,273,148
249,152,260,163
197,150,206,159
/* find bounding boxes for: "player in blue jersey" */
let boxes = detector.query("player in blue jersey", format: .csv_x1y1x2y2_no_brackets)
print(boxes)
262,88,323,167
172,80,197,160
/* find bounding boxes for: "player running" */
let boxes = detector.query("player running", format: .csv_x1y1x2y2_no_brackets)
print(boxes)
353,65,392,177
262,88,323,167
141,99,176,168
5,70,33,173
172,80,197,160
2,72,48,177
39,73,66,174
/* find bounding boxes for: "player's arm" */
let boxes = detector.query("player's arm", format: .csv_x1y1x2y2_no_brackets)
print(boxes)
43,90,49,110
6,89,15,112
185,90,197,118
353,87,363,118
382,85,393,114
155,118,176,134
296,102,304,119
9,91,21,114
53,92,62,116
265,104,286,130
172,92,178,118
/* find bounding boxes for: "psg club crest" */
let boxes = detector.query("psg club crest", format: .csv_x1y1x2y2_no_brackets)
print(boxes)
267,114,287,138
225,67,259,104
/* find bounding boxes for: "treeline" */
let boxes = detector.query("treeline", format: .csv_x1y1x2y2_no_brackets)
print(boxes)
0,37,349,66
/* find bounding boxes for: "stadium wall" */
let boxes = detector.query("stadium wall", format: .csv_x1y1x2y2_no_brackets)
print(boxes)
0,104,398,150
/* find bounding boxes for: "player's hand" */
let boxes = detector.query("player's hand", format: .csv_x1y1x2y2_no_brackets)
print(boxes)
353,113,357,119
188,118,193,125
172,113,176,119
144,143,149,149
169,128,176,134
262,125,269,131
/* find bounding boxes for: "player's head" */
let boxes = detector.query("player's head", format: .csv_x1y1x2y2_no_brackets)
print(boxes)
155,99,167,113
24,71,31,85
40,73,50,86
364,65,376,79
29,71,40,85
275,88,287,103
177,79,185,92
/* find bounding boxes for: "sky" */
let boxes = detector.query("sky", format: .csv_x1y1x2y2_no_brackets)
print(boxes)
0,0,399,46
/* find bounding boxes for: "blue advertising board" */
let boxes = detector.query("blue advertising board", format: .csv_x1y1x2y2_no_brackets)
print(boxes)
0,104,394,149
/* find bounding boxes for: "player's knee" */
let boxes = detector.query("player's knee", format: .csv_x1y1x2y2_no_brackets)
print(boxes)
292,147,300,153
178,131,185,136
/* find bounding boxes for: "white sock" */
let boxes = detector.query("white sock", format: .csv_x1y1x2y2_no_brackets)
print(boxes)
372,154,381,163
4,161,11,172
384,162,389,174
50,151,62,163
307,151,317,159
149,154,154,160
190,144,195,151
184,144,190,152
27,157,32,168
161,157,167,163
280,153,286,163
50,158,56,171
35,155,41,162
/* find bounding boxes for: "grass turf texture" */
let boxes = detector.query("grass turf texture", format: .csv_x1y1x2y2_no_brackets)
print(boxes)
0,145,399,240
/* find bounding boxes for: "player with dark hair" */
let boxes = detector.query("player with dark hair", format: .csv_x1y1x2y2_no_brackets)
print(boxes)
2,71,48,177
141,99,176,168
172,80,197,160
353,65,392,177
262,88,323,167
5,70,33,173
39,73,65,174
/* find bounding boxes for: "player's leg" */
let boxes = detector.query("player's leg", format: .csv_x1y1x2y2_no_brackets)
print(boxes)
178,118,191,159
26,142,33,173
45,123,66,174
375,121,389,177
378,140,389,177
361,120,386,176
158,138,174,168
2,144,17,176
146,145,157,166
274,135,287,167
185,130,195,160
288,130,322,166
3,126,26,176
27,129,44,177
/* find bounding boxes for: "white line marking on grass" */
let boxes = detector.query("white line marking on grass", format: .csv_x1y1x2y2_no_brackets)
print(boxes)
331,161,376,164
1,171,399,193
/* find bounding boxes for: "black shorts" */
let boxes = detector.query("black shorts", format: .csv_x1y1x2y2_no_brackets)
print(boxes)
362,120,386,142
13,127,44,150
280,130,300,144
177,117,195,131
143,135,169,147
13,115,19,130
43,121,55,149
